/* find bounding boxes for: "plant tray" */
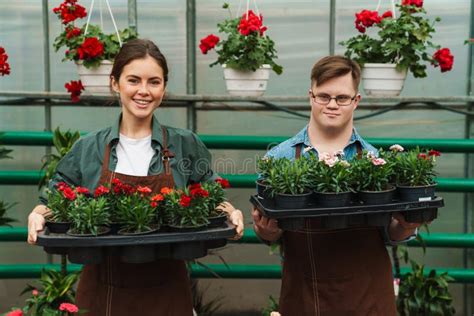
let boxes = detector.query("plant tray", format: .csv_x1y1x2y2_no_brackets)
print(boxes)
36,223,236,264
250,195,443,230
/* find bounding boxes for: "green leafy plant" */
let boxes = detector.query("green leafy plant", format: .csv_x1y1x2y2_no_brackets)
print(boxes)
115,185,160,233
201,179,229,217
393,147,440,186
257,156,276,183
199,3,282,74
308,152,354,193
261,296,279,316
18,269,80,315
340,2,453,77
46,182,77,223
69,193,110,235
351,150,394,191
40,127,80,189
52,0,138,69
265,157,311,196
0,201,17,227
163,186,210,228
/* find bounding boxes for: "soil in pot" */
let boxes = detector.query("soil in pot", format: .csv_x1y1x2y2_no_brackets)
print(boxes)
397,183,437,202
275,191,312,209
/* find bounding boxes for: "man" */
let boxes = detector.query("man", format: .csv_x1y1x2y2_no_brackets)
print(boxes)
252,56,421,315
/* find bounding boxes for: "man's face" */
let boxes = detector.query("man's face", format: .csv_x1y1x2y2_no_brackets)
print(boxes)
309,72,360,132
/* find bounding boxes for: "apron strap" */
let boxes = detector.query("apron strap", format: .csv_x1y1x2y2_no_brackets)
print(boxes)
161,126,175,175
295,143,302,159
101,143,117,185
356,141,363,159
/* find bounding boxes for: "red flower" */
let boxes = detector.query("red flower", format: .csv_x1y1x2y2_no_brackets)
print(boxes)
121,184,135,195
56,181,69,192
66,26,82,39
6,310,23,316
402,0,423,8
381,11,393,19
64,80,84,103
180,195,192,207
151,194,164,202
150,201,158,208
62,187,76,201
75,186,89,195
354,10,381,33
137,186,152,195
77,37,104,60
0,46,11,76
199,34,220,54
59,302,79,313
52,0,87,24
428,150,441,157
238,10,267,36
432,48,454,72
94,185,110,197
216,178,230,188
190,187,209,198
160,187,173,195
417,153,428,160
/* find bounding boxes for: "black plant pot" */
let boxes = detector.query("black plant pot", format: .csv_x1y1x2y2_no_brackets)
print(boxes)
397,183,437,202
312,191,353,208
358,186,396,205
207,213,228,228
256,180,272,200
205,239,228,250
68,247,103,264
172,241,207,260
66,226,111,237
275,192,312,209
45,220,71,234
108,222,125,234
403,208,438,223
121,245,156,264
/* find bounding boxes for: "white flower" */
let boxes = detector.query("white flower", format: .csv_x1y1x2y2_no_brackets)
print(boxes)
372,158,386,166
324,156,339,167
303,146,313,153
340,160,350,168
270,312,281,316
318,152,331,162
389,144,404,152
366,151,376,159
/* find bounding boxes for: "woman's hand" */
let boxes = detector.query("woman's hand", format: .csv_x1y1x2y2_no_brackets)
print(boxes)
27,205,48,244
252,207,282,243
218,201,244,240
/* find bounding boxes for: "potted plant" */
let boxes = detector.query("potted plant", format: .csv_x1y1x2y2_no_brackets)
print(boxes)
163,186,210,231
265,157,312,209
67,186,110,236
308,152,354,208
45,182,77,233
256,156,275,200
340,1,454,96
201,179,230,228
199,3,282,96
52,0,138,96
351,150,395,205
115,185,161,235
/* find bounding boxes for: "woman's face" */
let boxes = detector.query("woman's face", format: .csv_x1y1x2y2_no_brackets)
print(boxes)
111,55,166,121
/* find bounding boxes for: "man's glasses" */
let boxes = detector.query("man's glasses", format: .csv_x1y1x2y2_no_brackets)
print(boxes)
310,90,358,106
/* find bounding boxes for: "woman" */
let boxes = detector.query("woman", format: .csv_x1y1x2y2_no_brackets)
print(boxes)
27,38,244,316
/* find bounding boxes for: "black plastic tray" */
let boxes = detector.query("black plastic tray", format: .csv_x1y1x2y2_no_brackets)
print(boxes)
36,223,235,264
250,195,443,230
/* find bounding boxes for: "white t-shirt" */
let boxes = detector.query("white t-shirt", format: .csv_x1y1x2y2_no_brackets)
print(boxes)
115,133,154,176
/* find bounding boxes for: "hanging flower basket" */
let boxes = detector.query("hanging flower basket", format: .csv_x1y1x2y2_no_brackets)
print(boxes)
76,59,113,95
223,64,271,96
361,63,407,96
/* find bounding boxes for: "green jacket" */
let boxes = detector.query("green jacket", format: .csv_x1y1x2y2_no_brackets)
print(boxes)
40,115,217,204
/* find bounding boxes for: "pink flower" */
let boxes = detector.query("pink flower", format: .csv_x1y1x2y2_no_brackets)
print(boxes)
32,289,39,296
389,144,404,152
371,158,386,166
324,156,339,167
318,152,332,162
59,302,79,313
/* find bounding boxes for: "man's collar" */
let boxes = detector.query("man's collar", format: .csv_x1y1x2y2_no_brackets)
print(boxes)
290,125,363,149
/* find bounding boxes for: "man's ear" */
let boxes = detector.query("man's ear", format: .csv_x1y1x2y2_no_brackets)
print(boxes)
353,93,361,110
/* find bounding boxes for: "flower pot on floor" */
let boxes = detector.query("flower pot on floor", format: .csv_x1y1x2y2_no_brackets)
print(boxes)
397,183,437,202
361,63,407,96
223,64,271,96
76,60,113,95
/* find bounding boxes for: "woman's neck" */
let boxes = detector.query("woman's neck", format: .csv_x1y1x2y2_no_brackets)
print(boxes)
120,113,153,139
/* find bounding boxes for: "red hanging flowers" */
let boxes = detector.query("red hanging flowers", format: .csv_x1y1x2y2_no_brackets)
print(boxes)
0,47,11,76
66,26,82,39
432,48,454,72
354,10,381,33
238,10,267,36
77,37,104,60
64,80,84,103
199,34,220,54
59,302,79,313
402,0,423,8
53,0,87,24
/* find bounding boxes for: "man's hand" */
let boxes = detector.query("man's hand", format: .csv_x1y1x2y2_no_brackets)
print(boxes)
252,207,282,242
389,212,428,242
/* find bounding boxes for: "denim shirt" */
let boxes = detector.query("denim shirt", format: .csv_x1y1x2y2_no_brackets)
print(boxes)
265,125,377,161
264,125,415,244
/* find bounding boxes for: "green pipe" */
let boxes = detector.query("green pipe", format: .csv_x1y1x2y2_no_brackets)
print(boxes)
4,227,474,248
0,264,473,283
0,171,472,192
2,132,474,153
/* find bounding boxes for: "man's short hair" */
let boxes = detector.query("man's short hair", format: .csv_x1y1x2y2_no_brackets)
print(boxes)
310,56,361,91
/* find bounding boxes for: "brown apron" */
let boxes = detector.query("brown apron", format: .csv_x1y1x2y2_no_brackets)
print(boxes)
76,127,193,316
278,144,397,316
